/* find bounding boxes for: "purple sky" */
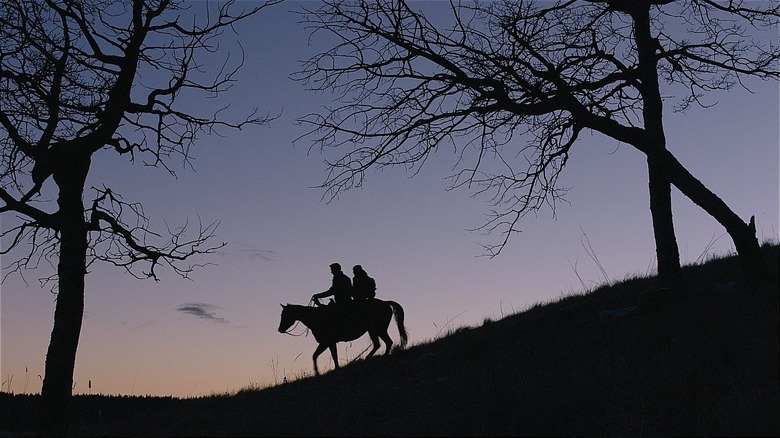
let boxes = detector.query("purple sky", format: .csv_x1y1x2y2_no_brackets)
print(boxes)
2,2,778,397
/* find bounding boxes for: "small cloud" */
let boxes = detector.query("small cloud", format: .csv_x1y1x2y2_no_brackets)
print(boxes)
118,319,157,331
217,242,278,261
176,302,228,324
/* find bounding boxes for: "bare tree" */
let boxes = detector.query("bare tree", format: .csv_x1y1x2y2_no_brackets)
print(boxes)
295,0,776,293
0,0,279,433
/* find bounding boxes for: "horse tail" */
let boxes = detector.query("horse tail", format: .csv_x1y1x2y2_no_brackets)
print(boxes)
387,300,409,348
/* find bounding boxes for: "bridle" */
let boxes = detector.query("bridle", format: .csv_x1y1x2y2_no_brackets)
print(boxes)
280,301,319,337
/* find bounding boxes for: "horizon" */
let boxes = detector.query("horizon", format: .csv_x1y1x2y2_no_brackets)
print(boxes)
4,242,778,400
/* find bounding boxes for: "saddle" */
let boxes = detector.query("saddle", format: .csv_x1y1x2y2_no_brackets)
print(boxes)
319,299,371,324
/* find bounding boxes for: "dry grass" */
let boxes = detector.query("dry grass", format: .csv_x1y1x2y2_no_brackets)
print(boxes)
2,244,778,436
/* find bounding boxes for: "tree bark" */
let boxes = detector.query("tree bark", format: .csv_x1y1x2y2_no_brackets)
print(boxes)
39,156,90,435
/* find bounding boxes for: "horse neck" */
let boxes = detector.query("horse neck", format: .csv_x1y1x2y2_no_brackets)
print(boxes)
292,305,321,327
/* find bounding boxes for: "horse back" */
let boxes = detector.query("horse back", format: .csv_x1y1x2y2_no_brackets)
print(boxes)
310,300,393,343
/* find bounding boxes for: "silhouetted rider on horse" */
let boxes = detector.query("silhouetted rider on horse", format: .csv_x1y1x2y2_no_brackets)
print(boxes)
282,263,405,374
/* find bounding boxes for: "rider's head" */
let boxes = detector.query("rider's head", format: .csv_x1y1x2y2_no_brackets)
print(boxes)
353,265,364,275
329,262,341,273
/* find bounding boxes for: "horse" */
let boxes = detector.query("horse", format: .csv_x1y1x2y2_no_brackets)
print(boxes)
278,299,408,375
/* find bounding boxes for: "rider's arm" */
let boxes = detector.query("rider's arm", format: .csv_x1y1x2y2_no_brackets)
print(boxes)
312,290,330,299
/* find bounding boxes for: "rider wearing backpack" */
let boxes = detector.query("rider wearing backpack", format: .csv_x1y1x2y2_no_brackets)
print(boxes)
351,265,376,300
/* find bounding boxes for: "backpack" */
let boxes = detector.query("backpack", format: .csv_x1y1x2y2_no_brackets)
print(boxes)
356,276,376,299
365,276,376,298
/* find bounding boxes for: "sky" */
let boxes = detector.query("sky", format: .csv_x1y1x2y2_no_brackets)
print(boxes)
1,2,778,398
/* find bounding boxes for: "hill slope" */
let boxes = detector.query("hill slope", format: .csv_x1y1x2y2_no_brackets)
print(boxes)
2,244,778,436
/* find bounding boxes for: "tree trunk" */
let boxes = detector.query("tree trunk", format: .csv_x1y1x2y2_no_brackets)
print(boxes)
662,149,769,287
39,157,90,436
633,8,683,294
647,152,683,292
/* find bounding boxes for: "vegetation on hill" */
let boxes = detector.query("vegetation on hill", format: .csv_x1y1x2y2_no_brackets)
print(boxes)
2,244,778,436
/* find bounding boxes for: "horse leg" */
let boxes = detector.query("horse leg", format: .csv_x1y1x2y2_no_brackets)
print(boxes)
329,344,339,369
313,343,328,375
380,330,394,355
366,332,381,358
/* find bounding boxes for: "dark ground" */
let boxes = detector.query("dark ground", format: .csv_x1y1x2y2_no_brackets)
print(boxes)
2,244,778,436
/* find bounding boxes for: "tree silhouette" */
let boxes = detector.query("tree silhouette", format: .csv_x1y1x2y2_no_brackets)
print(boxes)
295,0,775,292
0,0,279,433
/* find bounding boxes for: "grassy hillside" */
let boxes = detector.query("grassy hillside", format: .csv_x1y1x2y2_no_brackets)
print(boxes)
2,244,778,436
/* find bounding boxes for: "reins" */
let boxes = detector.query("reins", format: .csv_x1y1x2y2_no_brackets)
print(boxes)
282,320,308,337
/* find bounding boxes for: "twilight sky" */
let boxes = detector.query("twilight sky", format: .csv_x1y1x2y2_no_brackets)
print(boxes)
1,2,778,398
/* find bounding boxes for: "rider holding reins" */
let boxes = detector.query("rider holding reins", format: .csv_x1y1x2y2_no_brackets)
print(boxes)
311,263,353,306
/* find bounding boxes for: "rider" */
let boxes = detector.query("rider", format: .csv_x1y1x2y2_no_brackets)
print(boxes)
351,265,376,301
312,263,353,306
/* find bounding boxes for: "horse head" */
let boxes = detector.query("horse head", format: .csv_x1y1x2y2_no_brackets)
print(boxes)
278,303,296,333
